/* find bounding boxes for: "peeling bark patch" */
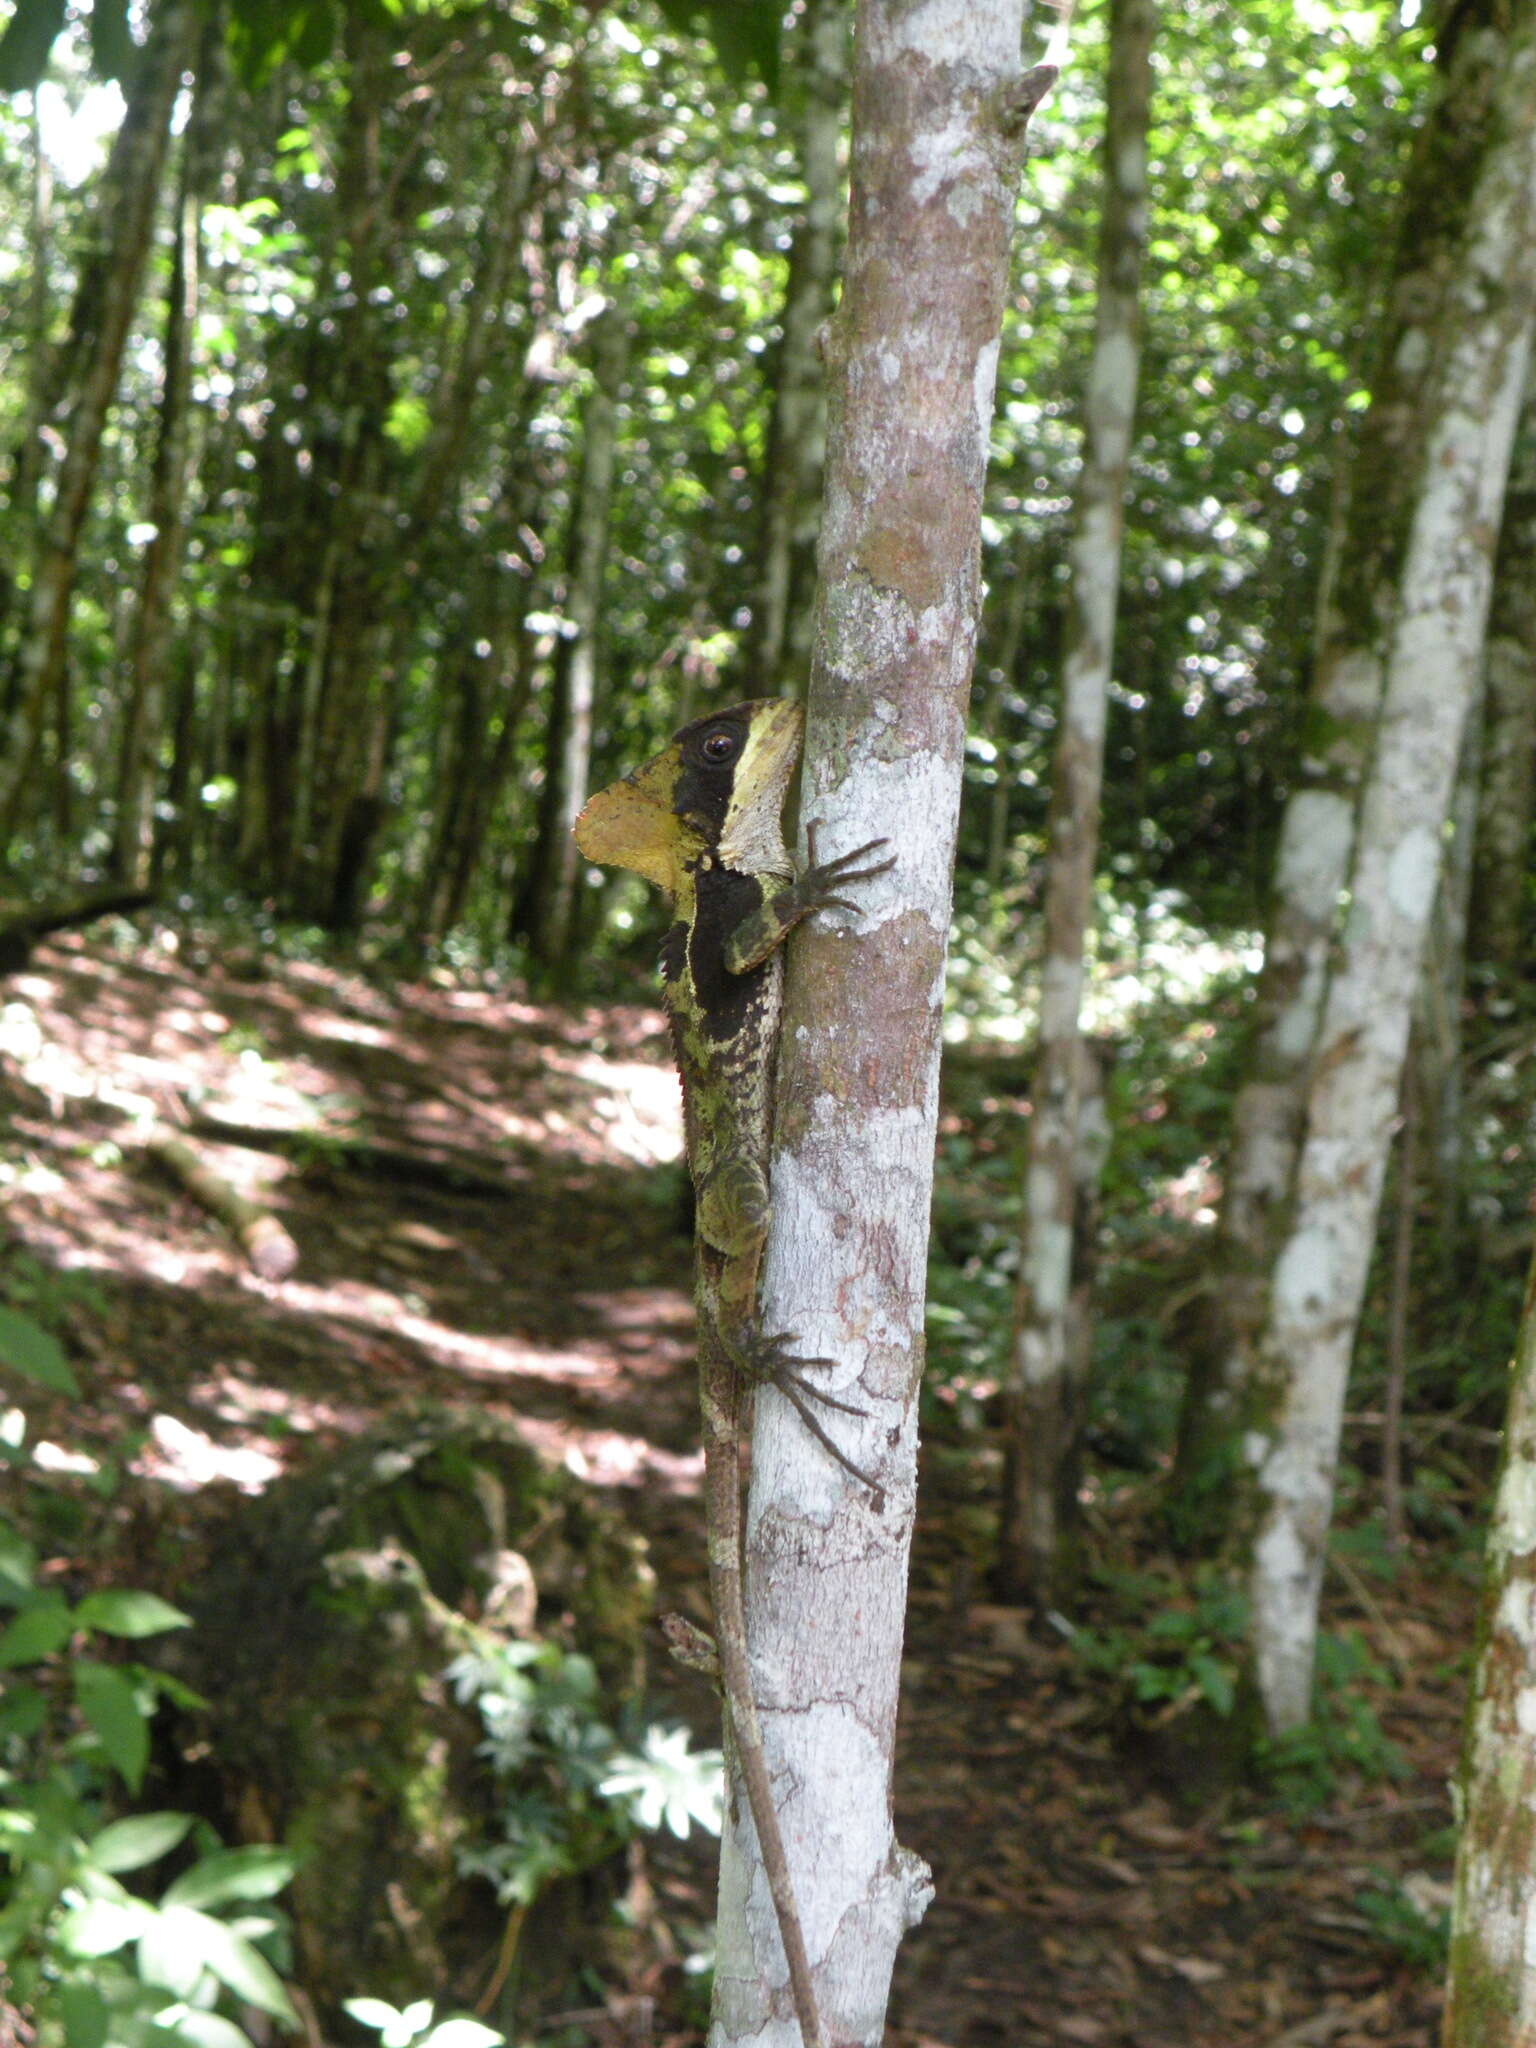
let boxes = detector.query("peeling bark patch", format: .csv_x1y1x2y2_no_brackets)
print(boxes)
859,506,952,611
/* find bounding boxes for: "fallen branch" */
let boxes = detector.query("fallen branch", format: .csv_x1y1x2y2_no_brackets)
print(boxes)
182,1110,518,1201
0,886,156,973
146,1127,299,1280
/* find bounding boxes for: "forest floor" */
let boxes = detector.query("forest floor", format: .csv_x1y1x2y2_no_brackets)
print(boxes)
0,927,1466,2047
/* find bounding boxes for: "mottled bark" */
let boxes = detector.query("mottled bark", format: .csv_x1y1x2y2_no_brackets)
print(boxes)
1174,0,1533,1518
724,6,1061,2043
1470,368,1536,969
997,0,1153,1609
1443,1252,1536,2046
113,22,223,886
753,0,848,698
0,0,195,840
1245,13,1536,1733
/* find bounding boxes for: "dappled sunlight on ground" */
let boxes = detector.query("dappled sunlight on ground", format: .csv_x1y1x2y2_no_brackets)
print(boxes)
0,926,1456,2046
0,928,699,1502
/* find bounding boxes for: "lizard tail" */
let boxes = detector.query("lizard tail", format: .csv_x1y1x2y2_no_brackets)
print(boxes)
704,1427,830,2048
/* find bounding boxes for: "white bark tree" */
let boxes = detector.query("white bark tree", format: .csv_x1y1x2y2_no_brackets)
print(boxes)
1245,7,1536,1733
998,0,1154,1607
713,4,1065,2042
1172,0,1533,1524
1443,1249,1536,2046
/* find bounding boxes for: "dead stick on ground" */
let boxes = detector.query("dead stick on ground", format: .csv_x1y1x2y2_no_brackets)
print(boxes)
146,1127,299,1280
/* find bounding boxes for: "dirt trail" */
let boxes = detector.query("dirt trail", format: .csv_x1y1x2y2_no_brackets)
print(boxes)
0,930,1455,2045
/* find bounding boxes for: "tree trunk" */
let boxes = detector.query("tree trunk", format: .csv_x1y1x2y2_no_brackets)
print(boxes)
0,0,194,841
0,89,55,679
511,302,628,975
996,0,1154,1609
1172,0,1535,1524
113,21,222,886
752,0,847,699
418,454,541,950
1469,366,1536,970
1244,15,1536,1734
1415,679,1484,1226
1443,1247,1536,2046
725,8,1062,2042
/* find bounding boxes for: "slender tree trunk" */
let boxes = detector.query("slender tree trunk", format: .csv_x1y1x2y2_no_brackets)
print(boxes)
1243,18,1536,1733
1173,0,1534,1520
419,453,541,948
726,9,1062,2041
1443,1247,1536,2046
1469,366,1536,969
1415,679,1484,1226
0,0,194,841
753,0,847,699
0,89,54,681
980,558,1031,889
511,302,628,973
113,23,221,885
1381,1061,1415,1556
996,0,1153,1608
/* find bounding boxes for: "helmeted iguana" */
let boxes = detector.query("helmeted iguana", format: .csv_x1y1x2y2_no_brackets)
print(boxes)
574,697,890,2048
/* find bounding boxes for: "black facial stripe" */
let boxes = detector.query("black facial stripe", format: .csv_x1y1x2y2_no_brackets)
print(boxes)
671,711,748,839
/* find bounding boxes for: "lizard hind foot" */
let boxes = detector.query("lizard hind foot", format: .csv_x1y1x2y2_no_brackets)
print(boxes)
740,1328,885,1504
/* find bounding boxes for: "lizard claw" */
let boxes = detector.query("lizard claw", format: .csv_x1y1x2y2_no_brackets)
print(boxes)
797,822,896,917
735,1327,884,1502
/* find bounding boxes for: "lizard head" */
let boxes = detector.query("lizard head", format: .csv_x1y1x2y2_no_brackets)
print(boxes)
574,698,803,895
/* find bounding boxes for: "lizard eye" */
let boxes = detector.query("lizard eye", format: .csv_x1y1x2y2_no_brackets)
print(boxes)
701,728,738,763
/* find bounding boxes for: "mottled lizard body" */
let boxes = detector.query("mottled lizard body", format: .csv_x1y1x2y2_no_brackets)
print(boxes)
574,698,888,2048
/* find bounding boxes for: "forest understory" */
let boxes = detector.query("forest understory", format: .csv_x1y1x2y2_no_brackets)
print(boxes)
0,925,1466,2047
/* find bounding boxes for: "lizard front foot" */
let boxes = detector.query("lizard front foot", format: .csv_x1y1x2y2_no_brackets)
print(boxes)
735,1326,885,1504
789,821,897,918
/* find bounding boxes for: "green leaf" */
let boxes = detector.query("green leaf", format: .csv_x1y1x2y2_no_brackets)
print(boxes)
55,1895,152,1958
1191,1652,1237,1718
137,1906,209,1998
163,1845,296,1909
0,1594,74,1666
57,1979,110,2048
156,2009,255,2048
73,1661,150,1791
87,1811,194,1874
345,1999,404,2033
425,2021,505,2048
0,1681,46,1739
174,1909,299,2024
383,392,431,456
0,1308,79,1395
74,1590,192,1639
0,1525,37,1599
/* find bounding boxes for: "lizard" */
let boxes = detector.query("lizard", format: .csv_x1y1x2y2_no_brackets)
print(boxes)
573,696,891,2048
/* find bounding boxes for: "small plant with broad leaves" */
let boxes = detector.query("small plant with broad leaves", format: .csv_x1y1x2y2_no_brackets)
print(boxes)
1256,1631,1407,1816
344,1997,505,2048
1069,1564,1246,1721
0,1318,299,2048
447,1639,723,1911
